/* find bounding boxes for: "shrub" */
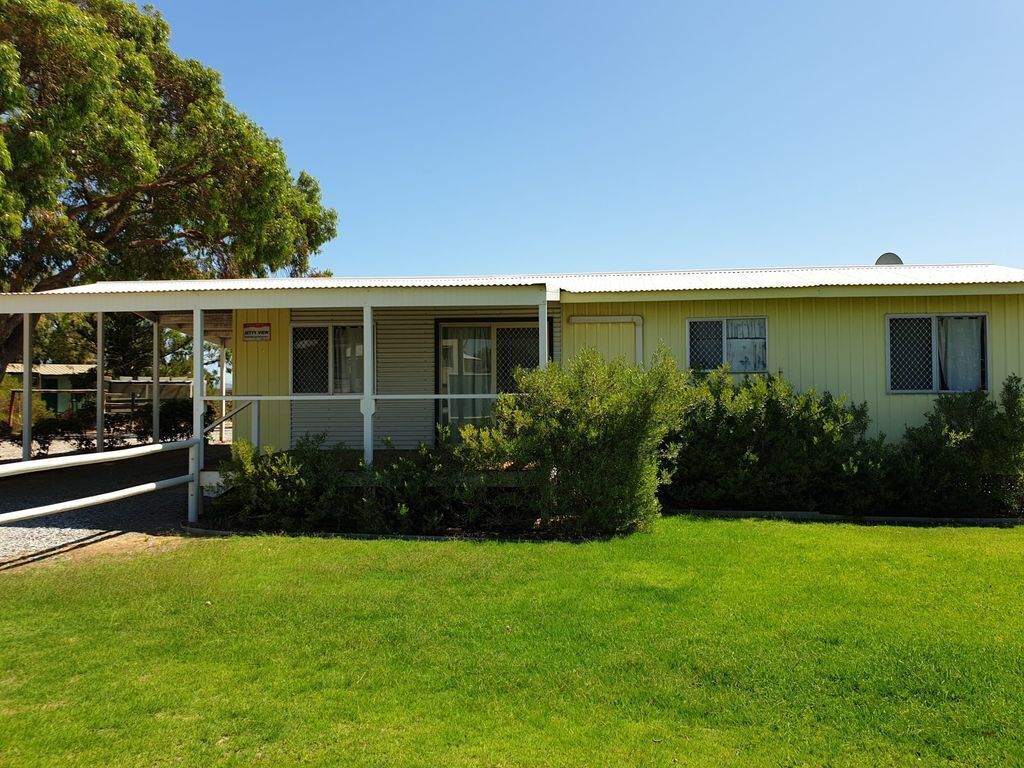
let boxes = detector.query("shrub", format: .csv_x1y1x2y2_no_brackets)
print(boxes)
0,375,54,433
460,347,686,536
887,376,1024,516
215,349,684,538
215,433,513,535
218,435,363,532
662,369,887,514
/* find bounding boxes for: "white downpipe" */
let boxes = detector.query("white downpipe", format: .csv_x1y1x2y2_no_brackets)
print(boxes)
538,298,548,369
0,474,193,526
188,308,203,523
95,311,104,452
567,315,644,364
152,320,160,442
218,340,227,442
21,313,31,462
360,304,375,465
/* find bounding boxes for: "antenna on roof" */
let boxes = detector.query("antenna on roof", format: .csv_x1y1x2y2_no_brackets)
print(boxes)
875,252,903,265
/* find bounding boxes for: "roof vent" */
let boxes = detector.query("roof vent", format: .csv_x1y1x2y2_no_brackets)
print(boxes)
875,252,903,265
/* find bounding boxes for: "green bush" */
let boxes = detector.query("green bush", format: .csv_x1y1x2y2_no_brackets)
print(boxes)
887,376,1024,516
460,347,685,536
215,432,524,535
215,349,684,538
662,369,887,514
214,362,1024,534
218,435,364,532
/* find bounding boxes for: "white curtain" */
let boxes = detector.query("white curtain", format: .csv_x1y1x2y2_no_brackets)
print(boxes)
332,326,364,394
938,316,984,391
726,318,767,372
441,327,493,434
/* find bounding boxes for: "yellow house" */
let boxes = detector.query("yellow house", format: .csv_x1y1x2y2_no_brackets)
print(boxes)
5,260,1024,523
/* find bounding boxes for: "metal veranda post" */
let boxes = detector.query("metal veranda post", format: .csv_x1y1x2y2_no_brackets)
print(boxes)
152,319,160,442
21,313,31,461
218,340,227,442
360,304,375,464
188,308,203,523
95,311,104,452
538,296,548,370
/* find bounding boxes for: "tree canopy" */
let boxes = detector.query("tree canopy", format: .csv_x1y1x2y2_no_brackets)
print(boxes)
0,0,338,370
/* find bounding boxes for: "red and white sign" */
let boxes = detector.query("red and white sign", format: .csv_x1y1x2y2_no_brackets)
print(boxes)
242,322,272,342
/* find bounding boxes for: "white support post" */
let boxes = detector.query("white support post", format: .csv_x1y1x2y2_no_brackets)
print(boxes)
95,311,104,452
218,341,227,443
538,298,548,369
152,320,161,443
188,308,203,523
21,313,31,462
360,304,375,464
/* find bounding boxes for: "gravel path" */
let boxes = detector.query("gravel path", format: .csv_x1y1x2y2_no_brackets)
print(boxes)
0,445,230,562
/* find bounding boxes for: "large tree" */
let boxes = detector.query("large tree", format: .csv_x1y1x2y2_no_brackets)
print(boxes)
0,0,338,372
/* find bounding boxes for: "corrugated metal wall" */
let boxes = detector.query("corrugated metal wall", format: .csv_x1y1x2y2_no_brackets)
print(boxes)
289,305,561,449
232,308,291,450
563,294,1024,437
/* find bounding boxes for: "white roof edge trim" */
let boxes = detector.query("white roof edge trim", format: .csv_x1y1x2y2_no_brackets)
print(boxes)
3,263,1023,299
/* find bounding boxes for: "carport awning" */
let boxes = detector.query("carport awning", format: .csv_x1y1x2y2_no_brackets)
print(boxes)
137,310,233,344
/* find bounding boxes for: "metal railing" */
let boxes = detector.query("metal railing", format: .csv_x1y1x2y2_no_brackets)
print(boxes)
0,393,508,527
0,437,197,526
201,393,504,451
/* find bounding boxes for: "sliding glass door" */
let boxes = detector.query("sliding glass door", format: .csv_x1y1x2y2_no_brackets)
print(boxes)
439,323,541,435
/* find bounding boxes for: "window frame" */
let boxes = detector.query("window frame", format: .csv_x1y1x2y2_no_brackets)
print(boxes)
885,313,990,394
289,322,370,395
685,316,769,373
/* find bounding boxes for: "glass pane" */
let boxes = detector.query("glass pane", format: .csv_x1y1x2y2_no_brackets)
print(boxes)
726,339,767,372
688,320,723,370
937,316,985,392
726,318,767,372
439,326,493,435
292,327,329,394
333,326,364,394
495,326,539,393
726,317,767,340
889,317,933,391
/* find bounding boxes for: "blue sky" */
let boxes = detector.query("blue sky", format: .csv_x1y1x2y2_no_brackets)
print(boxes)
155,0,1023,275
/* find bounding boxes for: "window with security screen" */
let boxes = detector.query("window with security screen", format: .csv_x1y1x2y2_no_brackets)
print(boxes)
291,325,365,394
687,318,767,372
887,315,987,393
292,326,330,393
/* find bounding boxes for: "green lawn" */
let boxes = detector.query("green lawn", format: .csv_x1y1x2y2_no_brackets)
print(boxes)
1,518,1022,767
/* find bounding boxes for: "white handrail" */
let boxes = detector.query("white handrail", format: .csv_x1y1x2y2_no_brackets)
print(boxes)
374,394,503,400
204,400,251,434
0,474,192,526
200,393,503,401
200,394,363,401
0,438,198,479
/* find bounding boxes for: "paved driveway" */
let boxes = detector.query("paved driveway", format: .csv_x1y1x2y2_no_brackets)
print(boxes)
0,446,229,562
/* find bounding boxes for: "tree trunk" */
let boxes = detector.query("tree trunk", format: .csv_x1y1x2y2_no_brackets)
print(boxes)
0,314,25,379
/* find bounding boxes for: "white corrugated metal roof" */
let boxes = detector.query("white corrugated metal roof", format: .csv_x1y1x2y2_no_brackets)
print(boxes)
6,363,96,376
549,263,1024,292
12,263,1024,297
43,275,547,294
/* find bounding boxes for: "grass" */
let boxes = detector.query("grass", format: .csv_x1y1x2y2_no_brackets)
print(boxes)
1,518,1022,767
